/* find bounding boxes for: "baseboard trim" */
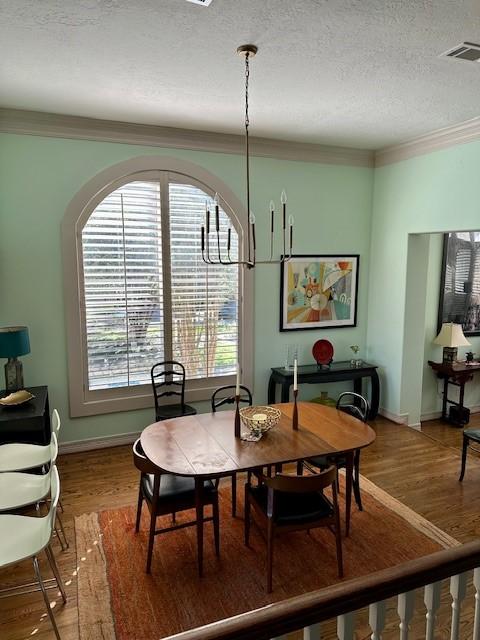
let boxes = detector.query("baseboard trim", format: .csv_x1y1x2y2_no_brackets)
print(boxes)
421,405,480,423
59,430,141,454
378,407,409,425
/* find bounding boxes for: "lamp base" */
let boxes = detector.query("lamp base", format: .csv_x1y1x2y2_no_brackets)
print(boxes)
442,346,458,365
4,357,24,392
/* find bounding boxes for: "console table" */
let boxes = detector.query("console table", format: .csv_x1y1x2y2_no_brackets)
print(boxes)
0,386,50,444
428,361,480,425
267,362,379,419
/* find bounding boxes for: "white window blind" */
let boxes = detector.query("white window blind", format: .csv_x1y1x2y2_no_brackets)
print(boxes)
81,177,239,391
169,182,238,380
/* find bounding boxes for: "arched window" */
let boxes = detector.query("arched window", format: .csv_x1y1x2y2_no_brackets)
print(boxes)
62,158,252,417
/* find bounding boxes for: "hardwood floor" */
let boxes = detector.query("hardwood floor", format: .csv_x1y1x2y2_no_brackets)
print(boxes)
1,415,480,640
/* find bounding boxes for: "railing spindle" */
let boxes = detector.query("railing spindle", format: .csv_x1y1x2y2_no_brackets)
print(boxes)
303,623,321,640
369,600,386,639
424,581,442,640
450,572,468,640
473,568,480,640
337,611,355,640
398,590,415,640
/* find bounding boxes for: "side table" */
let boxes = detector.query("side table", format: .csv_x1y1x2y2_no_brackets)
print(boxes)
428,361,480,426
0,386,51,444
267,362,379,419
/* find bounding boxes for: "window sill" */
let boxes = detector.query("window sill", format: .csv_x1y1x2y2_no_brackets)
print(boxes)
70,375,237,418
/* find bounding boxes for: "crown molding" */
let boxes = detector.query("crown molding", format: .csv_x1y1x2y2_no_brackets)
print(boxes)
375,115,480,167
4,108,480,169
0,108,374,168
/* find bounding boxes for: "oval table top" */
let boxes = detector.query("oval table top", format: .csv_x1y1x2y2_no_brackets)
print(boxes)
140,401,376,478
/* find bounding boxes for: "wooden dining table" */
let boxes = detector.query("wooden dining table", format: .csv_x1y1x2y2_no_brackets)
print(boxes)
140,401,376,576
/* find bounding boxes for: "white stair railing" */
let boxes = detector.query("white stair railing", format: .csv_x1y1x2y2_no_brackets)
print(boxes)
164,541,480,640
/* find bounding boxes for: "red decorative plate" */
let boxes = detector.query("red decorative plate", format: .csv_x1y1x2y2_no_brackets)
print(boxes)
312,339,334,365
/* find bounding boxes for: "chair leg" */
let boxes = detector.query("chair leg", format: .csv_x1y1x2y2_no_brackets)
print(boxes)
146,510,156,574
334,520,344,579
55,512,69,549
332,483,344,578
45,545,67,604
146,475,160,574
353,451,363,511
54,524,66,552
244,484,251,547
231,473,237,518
459,435,468,482
266,519,274,593
336,467,340,493
33,555,62,640
172,512,176,525
213,496,220,557
135,483,143,533
297,460,304,475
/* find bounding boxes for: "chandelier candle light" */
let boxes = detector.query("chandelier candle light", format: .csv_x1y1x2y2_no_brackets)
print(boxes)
200,44,295,269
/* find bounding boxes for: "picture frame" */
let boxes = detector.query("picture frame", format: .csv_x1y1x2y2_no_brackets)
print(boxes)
438,232,480,336
280,254,359,332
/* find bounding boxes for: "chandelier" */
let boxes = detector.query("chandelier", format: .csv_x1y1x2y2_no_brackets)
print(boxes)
201,44,294,269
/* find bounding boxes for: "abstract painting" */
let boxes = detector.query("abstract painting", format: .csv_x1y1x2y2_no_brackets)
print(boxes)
280,255,359,331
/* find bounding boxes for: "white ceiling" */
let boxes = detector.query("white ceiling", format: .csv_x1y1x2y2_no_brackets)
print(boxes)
2,0,480,149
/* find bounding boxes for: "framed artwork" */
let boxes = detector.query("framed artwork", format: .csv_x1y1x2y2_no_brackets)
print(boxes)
280,254,359,331
438,232,480,336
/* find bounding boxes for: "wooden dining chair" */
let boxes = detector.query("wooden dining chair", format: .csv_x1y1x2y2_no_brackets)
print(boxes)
459,427,480,481
211,384,253,517
132,439,219,574
303,391,369,511
244,466,343,593
151,361,197,422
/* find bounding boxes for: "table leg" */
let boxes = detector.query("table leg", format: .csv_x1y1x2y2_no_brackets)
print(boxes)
345,451,354,537
195,477,204,577
442,377,448,420
369,371,380,419
353,378,362,396
268,375,276,404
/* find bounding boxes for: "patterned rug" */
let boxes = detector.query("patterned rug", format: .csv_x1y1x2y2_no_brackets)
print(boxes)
75,475,458,640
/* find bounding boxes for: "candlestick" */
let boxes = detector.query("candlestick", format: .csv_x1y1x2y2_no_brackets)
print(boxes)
292,389,299,430
235,361,240,396
234,394,241,438
293,358,298,391
281,190,287,227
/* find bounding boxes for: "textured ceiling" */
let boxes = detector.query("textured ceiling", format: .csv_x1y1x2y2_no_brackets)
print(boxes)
2,0,480,149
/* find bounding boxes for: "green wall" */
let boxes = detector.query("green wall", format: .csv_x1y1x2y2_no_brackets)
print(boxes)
0,133,374,444
368,140,480,423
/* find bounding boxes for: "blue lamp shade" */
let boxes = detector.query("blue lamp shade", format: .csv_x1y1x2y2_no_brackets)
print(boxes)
0,326,30,358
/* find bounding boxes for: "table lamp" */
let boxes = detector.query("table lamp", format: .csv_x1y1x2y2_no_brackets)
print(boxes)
433,322,470,364
0,326,30,392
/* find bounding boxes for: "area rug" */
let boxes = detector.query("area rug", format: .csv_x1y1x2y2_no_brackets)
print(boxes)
75,475,459,640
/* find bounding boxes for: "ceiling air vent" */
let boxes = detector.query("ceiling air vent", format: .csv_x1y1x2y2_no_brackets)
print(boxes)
186,0,213,5
441,42,480,62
